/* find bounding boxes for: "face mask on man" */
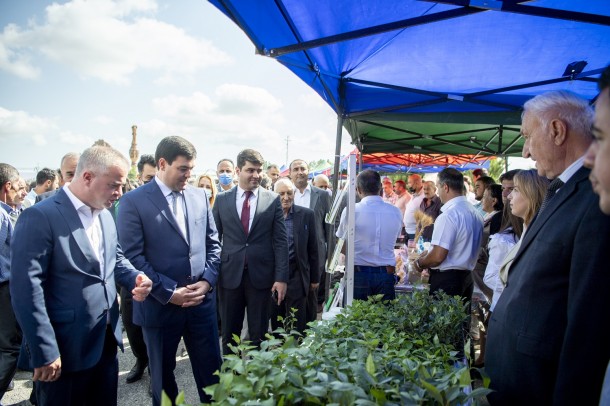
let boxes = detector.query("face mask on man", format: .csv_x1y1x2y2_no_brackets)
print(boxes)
218,173,233,186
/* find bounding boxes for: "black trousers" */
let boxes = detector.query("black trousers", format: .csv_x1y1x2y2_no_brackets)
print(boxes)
0,282,22,399
119,286,148,363
36,326,118,406
219,268,272,356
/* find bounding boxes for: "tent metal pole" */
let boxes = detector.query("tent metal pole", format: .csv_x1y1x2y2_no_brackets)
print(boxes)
332,114,344,196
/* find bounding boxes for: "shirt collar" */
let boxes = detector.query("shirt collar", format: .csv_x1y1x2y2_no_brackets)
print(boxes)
295,184,311,194
237,185,258,199
558,155,585,184
440,195,467,212
0,201,13,215
360,195,383,204
64,185,102,218
155,176,174,198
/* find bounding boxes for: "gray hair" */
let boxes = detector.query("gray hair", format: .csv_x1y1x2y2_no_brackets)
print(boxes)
314,174,329,184
0,163,19,186
75,146,129,177
60,152,80,167
274,177,294,192
523,90,594,140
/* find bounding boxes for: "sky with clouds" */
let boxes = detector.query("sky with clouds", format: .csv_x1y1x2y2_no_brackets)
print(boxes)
0,0,354,178
0,0,533,180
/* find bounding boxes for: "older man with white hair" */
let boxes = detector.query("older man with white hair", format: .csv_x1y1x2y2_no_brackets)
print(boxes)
486,90,610,405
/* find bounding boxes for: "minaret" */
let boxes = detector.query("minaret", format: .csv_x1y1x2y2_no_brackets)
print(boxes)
129,125,139,171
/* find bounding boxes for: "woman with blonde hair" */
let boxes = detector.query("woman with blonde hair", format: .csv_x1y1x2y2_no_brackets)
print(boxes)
196,174,217,207
486,169,549,310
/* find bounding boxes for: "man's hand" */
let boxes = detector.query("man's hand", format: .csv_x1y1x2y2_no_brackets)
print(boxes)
271,282,287,305
169,281,209,307
310,283,319,291
132,274,152,302
33,357,61,382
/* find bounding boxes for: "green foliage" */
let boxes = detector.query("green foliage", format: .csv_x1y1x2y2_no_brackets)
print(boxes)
202,291,490,405
128,166,138,181
487,158,505,183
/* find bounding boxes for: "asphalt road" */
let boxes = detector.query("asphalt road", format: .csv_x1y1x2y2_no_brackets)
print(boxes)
1,334,202,406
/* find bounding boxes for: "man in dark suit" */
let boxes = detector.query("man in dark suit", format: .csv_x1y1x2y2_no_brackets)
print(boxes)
485,90,610,405
270,178,318,334
213,149,288,354
10,146,152,406
583,64,610,405
289,159,331,321
117,136,222,406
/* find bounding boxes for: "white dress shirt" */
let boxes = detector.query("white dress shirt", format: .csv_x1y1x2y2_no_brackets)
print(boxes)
336,195,403,267
431,196,483,271
294,184,312,209
64,185,105,273
236,186,259,232
155,177,187,238
403,191,425,234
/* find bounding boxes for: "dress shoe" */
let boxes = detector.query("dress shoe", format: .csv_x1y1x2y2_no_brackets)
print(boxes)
125,359,148,383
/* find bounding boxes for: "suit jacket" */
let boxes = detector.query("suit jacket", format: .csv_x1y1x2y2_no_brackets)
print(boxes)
486,167,610,405
288,205,319,298
10,189,139,372
117,180,221,328
35,188,59,203
308,186,331,275
212,187,288,290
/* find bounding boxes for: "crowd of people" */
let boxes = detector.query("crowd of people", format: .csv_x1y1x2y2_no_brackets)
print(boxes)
1,65,610,405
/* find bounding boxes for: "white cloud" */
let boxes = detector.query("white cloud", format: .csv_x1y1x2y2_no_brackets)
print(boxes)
0,106,57,146
0,0,231,83
59,130,94,146
94,115,114,125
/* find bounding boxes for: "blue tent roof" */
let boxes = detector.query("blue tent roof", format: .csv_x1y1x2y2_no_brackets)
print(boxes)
209,0,610,157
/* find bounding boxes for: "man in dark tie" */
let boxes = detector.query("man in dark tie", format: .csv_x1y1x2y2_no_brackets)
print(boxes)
10,146,152,406
213,149,288,355
485,90,610,405
117,136,222,406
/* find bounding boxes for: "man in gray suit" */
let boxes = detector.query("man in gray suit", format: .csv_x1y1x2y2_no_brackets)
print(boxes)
290,159,331,321
213,149,289,354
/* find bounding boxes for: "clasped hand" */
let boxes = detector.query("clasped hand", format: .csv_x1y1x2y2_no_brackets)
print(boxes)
132,274,152,302
170,280,211,307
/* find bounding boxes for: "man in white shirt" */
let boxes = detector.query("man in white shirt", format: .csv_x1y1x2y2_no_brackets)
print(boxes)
336,170,402,301
22,168,58,208
290,159,331,320
413,168,483,299
403,174,425,240
393,180,411,217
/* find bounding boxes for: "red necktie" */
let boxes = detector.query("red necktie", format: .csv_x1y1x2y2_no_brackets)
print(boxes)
241,190,252,236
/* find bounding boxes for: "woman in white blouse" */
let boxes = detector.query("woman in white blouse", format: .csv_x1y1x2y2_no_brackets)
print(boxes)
484,169,549,311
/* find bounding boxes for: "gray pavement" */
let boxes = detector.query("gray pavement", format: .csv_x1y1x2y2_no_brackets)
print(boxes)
1,334,202,406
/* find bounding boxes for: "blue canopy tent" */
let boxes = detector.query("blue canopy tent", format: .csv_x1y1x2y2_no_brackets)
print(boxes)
209,0,610,190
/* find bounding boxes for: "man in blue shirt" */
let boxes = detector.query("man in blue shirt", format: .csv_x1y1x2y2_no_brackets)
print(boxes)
0,163,23,401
